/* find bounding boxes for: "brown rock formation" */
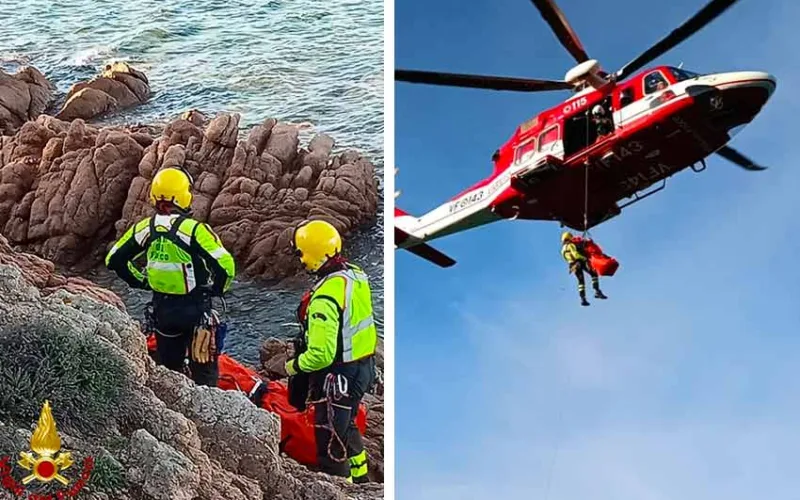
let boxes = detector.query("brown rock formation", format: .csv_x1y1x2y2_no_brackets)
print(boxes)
0,235,383,500
0,66,55,135
258,337,385,483
0,112,379,281
0,116,148,269
117,111,379,280
0,233,125,310
56,62,151,122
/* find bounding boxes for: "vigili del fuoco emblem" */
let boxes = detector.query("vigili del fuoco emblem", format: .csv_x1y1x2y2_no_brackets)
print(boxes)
0,400,94,499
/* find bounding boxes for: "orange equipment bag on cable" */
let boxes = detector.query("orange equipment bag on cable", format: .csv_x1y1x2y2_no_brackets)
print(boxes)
145,334,368,467
571,236,619,276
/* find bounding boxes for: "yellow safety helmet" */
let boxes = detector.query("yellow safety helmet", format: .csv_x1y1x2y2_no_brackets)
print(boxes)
293,219,342,272
561,231,573,243
150,167,193,210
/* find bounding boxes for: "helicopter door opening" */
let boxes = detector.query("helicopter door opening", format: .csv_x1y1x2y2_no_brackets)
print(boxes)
563,96,613,157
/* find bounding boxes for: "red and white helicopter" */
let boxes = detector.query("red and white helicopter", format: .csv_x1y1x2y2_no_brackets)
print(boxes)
394,0,776,268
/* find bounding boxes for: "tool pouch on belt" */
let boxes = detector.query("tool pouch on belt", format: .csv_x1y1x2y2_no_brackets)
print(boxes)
191,325,215,364
191,311,219,364
215,321,228,354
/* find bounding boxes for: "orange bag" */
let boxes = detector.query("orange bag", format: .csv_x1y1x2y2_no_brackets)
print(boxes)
146,334,368,467
589,254,619,276
571,236,619,277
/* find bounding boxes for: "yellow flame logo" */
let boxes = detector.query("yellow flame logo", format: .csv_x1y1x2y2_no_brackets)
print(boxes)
17,401,73,485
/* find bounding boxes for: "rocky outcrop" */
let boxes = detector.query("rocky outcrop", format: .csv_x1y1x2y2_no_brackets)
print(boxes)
0,234,383,500
0,66,55,135
0,112,379,280
56,62,151,122
258,337,385,483
0,231,125,310
0,116,151,269
118,113,379,280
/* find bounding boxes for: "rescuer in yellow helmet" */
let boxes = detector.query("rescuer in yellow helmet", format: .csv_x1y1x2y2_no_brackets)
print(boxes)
105,167,236,386
561,230,607,306
284,219,377,483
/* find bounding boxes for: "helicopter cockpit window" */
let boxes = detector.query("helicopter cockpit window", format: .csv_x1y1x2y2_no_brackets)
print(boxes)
619,88,634,108
667,67,701,82
514,138,537,164
538,125,559,152
643,71,669,95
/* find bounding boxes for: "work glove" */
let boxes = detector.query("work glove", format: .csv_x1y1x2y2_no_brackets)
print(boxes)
285,358,299,376
191,326,216,364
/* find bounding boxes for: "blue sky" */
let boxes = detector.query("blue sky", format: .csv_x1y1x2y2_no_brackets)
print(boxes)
394,1,800,498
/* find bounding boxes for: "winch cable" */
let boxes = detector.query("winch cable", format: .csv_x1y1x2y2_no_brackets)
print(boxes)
582,110,591,239
583,157,590,238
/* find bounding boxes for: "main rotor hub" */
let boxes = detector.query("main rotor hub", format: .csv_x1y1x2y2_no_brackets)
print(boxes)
564,59,600,83
564,59,608,90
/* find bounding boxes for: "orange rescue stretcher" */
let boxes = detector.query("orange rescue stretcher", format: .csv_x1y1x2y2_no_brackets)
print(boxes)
571,236,619,276
146,334,368,467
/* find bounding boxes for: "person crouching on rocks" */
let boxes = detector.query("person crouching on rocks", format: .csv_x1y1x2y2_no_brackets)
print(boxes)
105,167,235,387
284,219,377,483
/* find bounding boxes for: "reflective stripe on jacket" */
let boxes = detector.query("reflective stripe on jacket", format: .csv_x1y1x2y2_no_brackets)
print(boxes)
297,264,378,373
105,214,235,295
561,241,586,264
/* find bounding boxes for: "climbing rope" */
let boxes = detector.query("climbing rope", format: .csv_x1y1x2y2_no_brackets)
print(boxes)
308,373,350,463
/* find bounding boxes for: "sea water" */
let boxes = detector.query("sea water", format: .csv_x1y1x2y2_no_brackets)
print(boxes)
0,0,384,364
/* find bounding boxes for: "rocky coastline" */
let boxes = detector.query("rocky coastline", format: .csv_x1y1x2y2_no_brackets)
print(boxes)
0,62,380,282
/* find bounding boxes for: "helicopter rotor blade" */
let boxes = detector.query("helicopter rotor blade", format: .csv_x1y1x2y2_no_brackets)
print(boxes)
715,145,767,171
614,0,741,81
395,69,572,92
529,0,590,64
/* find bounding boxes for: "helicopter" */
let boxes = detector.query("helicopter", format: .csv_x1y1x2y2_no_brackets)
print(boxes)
394,0,777,268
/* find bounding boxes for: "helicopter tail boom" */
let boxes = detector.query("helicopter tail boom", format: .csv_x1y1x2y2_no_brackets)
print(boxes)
395,208,456,267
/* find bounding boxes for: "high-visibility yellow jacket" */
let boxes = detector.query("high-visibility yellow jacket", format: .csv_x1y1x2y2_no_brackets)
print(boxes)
105,213,235,296
293,263,377,373
561,241,586,264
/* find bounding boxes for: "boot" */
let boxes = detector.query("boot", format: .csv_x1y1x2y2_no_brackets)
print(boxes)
580,293,590,307
594,289,608,300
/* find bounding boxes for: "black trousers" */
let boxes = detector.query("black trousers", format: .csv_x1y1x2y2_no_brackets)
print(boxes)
572,259,600,296
151,292,218,387
311,357,375,478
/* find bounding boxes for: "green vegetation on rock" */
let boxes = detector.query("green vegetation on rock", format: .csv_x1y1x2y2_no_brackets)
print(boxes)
0,318,127,436
89,450,127,494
